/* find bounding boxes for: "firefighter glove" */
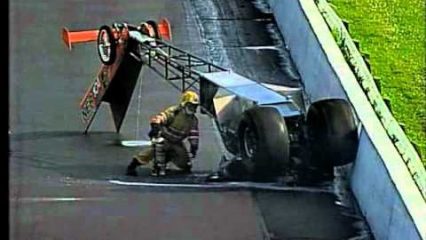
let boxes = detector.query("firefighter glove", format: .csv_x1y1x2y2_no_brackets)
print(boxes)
148,123,161,138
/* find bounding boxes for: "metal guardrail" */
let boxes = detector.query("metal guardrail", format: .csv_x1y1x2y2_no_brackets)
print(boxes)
315,0,426,200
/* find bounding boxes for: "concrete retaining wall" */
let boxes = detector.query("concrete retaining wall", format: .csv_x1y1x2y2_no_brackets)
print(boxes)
268,0,426,238
270,0,347,103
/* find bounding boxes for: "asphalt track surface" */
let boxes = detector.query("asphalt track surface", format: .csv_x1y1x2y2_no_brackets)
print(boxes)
10,0,371,239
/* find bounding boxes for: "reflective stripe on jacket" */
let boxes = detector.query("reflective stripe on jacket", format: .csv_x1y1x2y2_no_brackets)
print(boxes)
150,105,199,150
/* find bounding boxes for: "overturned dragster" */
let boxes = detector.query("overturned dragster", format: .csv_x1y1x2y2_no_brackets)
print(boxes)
62,18,359,181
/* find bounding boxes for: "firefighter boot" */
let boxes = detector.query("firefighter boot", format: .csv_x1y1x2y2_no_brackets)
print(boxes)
180,161,192,174
159,166,167,176
150,163,167,176
152,137,167,177
150,164,159,176
126,158,141,176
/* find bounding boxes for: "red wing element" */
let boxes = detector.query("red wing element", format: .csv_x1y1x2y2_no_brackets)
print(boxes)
102,56,144,133
79,66,108,132
62,27,99,50
79,43,125,133
79,40,144,133
158,18,172,41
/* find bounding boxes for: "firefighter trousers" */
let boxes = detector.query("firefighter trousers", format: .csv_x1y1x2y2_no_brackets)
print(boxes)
133,140,191,170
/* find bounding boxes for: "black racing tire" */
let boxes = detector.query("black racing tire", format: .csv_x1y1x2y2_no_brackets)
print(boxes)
238,107,290,180
97,25,117,65
146,20,160,39
307,99,359,175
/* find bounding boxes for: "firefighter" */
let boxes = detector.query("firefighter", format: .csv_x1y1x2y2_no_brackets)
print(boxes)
126,90,200,176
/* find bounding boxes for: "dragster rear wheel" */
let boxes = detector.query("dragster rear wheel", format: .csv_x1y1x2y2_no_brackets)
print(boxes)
97,25,117,65
307,99,359,177
239,107,290,180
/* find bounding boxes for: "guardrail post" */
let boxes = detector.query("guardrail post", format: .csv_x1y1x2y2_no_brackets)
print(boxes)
373,76,381,92
384,98,392,113
353,39,360,50
362,52,371,71
342,19,349,30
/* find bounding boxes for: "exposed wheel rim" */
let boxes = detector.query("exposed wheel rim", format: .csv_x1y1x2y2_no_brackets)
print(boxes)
98,29,112,63
243,127,257,160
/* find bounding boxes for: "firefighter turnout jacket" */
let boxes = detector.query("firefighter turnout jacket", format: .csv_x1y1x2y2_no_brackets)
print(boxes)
150,105,199,154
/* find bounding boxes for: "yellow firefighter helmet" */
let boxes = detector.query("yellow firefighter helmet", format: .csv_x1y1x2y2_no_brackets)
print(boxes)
180,90,200,106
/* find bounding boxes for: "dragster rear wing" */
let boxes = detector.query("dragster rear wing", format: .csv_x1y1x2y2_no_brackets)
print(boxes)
62,18,172,50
